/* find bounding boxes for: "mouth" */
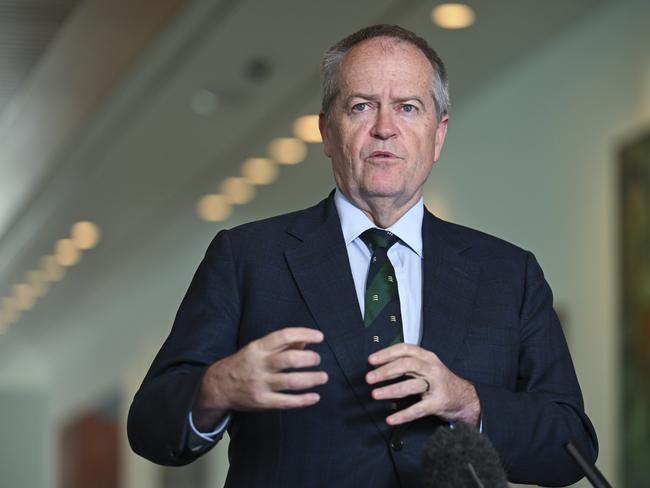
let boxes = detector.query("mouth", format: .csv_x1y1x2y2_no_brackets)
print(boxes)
367,151,401,159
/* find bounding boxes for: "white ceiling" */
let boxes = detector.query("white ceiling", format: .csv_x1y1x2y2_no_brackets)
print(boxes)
0,0,611,393
0,0,80,111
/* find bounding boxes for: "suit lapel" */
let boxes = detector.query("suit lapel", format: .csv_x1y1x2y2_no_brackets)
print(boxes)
284,195,391,438
419,210,479,369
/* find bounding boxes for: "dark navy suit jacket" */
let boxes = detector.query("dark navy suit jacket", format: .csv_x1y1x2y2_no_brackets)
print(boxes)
127,193,598,487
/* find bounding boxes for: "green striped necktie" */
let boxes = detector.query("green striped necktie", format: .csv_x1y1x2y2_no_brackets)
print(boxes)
360,228,404,352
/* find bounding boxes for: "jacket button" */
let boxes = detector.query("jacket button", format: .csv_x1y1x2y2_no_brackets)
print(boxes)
390,438,403,451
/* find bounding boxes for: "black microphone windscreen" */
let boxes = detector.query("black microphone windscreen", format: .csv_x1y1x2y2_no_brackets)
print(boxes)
421,422,508,488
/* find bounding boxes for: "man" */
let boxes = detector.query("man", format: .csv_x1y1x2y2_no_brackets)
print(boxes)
128,25,598,486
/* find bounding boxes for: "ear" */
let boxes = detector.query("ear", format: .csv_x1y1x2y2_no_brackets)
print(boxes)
433,115,449,162
319,111,332,158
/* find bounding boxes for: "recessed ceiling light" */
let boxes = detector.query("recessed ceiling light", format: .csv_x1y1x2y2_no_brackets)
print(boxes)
42,255,66,282
71,221,101,250
2,296,19,324
220,177,256,205
196,194,232,222
190,89,221,117
431,3,476,29
241,158,278,186
293,115,322,143
14,283,35,312
27,270,49,298
55,239,81,267
268,137,307,165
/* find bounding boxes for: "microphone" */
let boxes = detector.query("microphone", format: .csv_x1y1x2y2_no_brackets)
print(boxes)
564,441,613,488
421,422,508,488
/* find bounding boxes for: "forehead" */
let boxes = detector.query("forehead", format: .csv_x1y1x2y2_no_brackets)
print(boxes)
337,37,434,98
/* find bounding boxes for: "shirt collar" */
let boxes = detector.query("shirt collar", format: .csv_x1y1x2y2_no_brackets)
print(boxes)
334,188,424,258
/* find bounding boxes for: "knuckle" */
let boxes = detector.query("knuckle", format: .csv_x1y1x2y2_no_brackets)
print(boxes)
278,329,290,343
412,405,424,418
310,351,321,366
286,350,301,367
397,359,412,373
278,398,295,409
247,340,262,355
251,390,266,406
286,374,300,389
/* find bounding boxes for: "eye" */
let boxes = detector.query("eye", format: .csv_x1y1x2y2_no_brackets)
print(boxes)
351,102,369,112
401,103,417,113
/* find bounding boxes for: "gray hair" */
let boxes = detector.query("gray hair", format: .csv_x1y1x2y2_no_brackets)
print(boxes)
320,24,449,123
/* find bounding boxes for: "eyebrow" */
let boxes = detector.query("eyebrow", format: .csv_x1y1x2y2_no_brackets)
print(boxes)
345,94,428,110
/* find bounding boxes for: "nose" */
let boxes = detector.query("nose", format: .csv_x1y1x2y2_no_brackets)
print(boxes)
370,107,397,140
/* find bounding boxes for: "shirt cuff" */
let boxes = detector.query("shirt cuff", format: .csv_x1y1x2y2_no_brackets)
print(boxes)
188,411,231,443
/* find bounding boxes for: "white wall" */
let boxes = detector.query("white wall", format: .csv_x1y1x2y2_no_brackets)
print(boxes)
425,0,650,485
0,389,51,488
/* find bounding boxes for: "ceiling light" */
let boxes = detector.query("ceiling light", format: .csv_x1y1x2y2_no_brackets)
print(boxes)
55,239,81,267
293,115,322,143
268,137,307,165
196,194,232,222
431,3,476,29
27,270,49,297
220,177,256,205
14,283,35,311
190,89,221,117
241,158,278,186
2,296,19,324
42,255,66,282
71,221,101,250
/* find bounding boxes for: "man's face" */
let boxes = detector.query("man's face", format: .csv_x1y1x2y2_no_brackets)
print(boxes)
320,37,448,212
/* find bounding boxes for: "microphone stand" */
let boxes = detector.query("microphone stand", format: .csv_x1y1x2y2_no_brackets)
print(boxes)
564,441,613,488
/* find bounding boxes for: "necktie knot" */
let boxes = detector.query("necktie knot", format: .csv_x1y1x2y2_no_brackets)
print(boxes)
361,228,399,251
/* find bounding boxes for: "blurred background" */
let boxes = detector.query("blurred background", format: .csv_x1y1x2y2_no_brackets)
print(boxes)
0,0,649,486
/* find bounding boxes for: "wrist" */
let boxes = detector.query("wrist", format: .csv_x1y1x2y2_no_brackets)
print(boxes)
445,379,480,426
459,382,481,426
192,361,230,429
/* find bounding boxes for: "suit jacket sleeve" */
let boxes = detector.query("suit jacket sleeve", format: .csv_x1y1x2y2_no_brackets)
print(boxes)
474,251,598,486
127,230,240,466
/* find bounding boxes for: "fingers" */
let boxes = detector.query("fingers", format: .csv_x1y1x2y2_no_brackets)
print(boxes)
268,371,329,392
368,343,436,366
366,357,426,385
264,392,321,409
267,349,321,371
242,373,327,410
371,377,428,401
260,327,324,352
386,399,430,426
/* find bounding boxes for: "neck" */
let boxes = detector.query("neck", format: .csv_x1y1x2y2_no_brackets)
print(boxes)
343,190,421,228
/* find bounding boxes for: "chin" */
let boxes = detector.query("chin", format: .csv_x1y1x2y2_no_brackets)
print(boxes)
361,184,404,199
361,176,404,196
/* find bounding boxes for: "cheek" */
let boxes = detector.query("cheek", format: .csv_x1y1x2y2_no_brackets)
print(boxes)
415,134,438,165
